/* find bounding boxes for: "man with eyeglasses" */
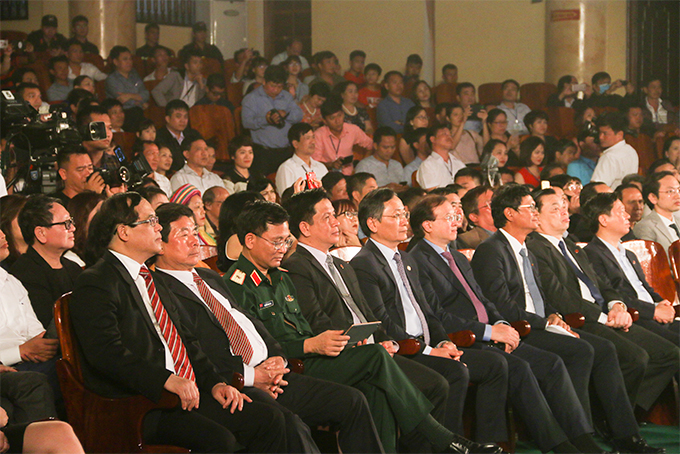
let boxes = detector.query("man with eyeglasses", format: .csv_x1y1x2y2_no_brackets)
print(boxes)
350,189,506,451
416,124,466,191
226,199,501,454
634,171,680,256
458,186,497,249
195,73,235,113
470,184,614,454
527,189,672,453
70,193,287,452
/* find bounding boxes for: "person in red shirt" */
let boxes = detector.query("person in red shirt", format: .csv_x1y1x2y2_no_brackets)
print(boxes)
343,50,366,86
358,63,382,109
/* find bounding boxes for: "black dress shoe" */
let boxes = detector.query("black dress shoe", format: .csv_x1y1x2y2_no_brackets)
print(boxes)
444,434,502,454
611,436,666,453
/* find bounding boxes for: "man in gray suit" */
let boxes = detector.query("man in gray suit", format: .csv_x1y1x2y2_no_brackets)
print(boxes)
633,171,680,256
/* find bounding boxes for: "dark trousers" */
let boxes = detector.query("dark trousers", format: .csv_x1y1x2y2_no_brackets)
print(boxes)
252,144,293,177
14,357,62,419
0,371,56,424
409,350,506,443
578,321,680,410
272,372,383,454
636,318,680,347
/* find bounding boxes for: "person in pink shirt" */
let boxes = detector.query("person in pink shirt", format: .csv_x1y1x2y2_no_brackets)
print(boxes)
313,100,373,175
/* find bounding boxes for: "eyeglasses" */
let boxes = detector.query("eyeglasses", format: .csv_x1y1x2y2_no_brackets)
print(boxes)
565,182,583,192
492,120,508,125
45,217,75,230
660,188,680,196
256,235,295,251
516,204,538,213
127,215,159,228
436,214,463,223
340,211,358,220
382,211,410,221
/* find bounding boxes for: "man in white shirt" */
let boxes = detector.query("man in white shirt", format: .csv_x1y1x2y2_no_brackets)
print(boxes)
417,124,466,190
355,127,406,190
270,38,310,70
171,137,225,194
275,123,327,196
634,171,680,254
590,112,639,190
66,41,107,82
497,79,531,136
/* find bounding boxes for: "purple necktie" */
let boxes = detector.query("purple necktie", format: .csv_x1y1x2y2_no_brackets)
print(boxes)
441,251,489,324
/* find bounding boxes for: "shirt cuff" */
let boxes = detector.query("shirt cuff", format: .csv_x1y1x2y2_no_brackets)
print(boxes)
608,300,626,311
423,345,433,355
482,325,493,342
243,364,255,387
0,346,21,367
597,312,608,325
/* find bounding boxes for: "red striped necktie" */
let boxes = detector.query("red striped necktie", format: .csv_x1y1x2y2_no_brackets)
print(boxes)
139,266,195,381
193,271,254,364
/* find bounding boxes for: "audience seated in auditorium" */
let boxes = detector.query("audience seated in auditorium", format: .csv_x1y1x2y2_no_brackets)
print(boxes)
170,137,225,194
402,54,423,97
17,83,43,112
270,37,310,69
179,22,223,62
449,103,483,165
567,125,601,185
143,45,174,82
313,100,373,175
133,140,171,196
72,74,95,94
203,186,228,239
241,56,267,96
453,168,482,196
334,81,373,135
329,198,362,260
195,73,235,112
344,50,366,86
514,136,545,188
397,106,430,164
46,56,73,103
551,139,578,171
615,183,643,240
417,125,466,190
276,122,327,196
591,112,639,190
458,186,496,249
105,45,149,130
482,108,520,166
402,128,430,186
170,184,214,246
100,98,125,133
0,196,28,269
497,79,531,136
65,191,105,266
27,15,68,55
525,110,558,156
434,64,458,104
65,41,106,83
589,71,635,110
624,105,652,137
298,82,330,129
358,63,383,109
547,75,592,109
308,51,344,89
456,83,485,134
377,71,415,134
156,100,202,171
355,126,405,189
319,173,345,201
152,49,205,108
135,23,164,58
633,171,680,253
663,136,680,173
66,15,98,55
641,77,679,135
65,87,95,120
283,55,309,103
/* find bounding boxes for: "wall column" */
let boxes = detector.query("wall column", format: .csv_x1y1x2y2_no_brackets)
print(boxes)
544,0,607,85
69,0,136,58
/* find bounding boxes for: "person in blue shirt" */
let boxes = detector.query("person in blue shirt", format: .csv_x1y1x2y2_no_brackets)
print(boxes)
377,71,415,134
567,126,601,185
105,45,149,132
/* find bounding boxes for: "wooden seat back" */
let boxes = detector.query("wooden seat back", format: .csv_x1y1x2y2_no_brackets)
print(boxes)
189,104,236,161
457,248,475,261
478,83,503,106
667,240,680,298
112,131,137,161
520,82,556,111
622,239,677,302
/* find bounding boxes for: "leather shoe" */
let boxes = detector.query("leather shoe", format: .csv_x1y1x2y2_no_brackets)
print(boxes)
611,436,665,453
444,434,502,453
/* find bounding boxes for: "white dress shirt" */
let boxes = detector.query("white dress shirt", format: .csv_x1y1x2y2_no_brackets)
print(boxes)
497,102,531,135
499,229,538,315
109,250,175,373
0,268,45,366
157,268,268,387
370,239,432,354
154,172,173,197
180,76,199,108
590,140,639,190
599,239,655,304
275,154,328,196
170,163,226,194
68,62,108,81
416,152,466,189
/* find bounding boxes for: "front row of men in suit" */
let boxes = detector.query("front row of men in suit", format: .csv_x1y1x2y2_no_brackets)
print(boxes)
67,184,676,453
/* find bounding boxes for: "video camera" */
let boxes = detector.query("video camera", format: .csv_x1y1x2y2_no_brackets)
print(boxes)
95,144,153,190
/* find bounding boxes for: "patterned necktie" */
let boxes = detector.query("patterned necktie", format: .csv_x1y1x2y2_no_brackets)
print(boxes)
393,252,430,344
441,251,488,323
670,223,680,239
325,255,367,323
519,248,545,317
192,271,253,364
139,266,195,381
557,241,605,306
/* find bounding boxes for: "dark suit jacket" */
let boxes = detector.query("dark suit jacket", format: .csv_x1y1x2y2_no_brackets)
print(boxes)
584,236,660,320
155,267,285,379
10,246,82,328
350,240,448,351
283,246,391,342
457,226,491,250
156,126,203,172
526,233,623,321
470,231,554,329
70,251,224,402
409,240,505,339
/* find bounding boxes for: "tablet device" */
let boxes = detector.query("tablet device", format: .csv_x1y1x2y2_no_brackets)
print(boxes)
343,321,382,348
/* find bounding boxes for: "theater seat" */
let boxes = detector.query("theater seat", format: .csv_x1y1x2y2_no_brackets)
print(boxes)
143,80,166,129
457,248,475,261
519,82,556,111
622,239,677,302
625,133,657,174
546,107,577,139
54,293,190,453
666,240,680,298
227,81,244,109
224,58,239,81
82,53,107,72
111,131,137,161
201,57,223,79
478,83,503,106
189,104,236,161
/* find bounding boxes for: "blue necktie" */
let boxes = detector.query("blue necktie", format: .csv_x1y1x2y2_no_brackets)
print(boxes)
519,248,545,317
557,240,605,307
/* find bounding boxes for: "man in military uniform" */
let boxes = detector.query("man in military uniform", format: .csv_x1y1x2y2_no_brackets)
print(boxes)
225,200,501,454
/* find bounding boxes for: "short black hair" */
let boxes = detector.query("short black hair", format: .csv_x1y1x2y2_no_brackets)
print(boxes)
264,65,287,84
642,170,676,209
182,49,202,66
347,172,376,201
227,135,253,159
73,74,93,88
490,184,531,229
539,163,563,181
235,200,289,245
71,14,88,27
56,144,89,169
314,51,336,65
247,178,275,194
454,167,482,186
648,158,674,175
531,187,557,212
615,183,642,199
288,122,314,146
165,99,189,117
101,97,123,113
621,173,645,187
321,172,345,194
591,71,610,86
582,192,619,234
206,73,226,90
523,110,548,131
321,99,343,119
76,104,108,129
358,188,396,238
410,194,447,238
501,79,520,90
137,118,156,134
67,88,95,109
156,202,194,243
145,23,159,33
580,181,609,207
406,54,423,66
283,188,331,239
442,64,458,74
18,194,61,246
426,123,450,148
132,139,156,158
349,50,366,61
373,126,397,145
85,192,144,266
309,82,331,99
138,185,167,204
180,136,205,154
456,82,475,96
595,111,627,134
48,55,68,71
109,45,131,61
461,185,492,223
364,63,382,76
383,70,403,84
405,127,428,153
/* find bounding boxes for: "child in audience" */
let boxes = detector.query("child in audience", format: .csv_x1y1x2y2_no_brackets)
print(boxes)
514,136,545,187
358,63,382,108
136,119,156,142
344,50,366,86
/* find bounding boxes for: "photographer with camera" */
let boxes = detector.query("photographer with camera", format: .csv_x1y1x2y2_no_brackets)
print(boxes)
76,105,113,168
53,146,107,206
242,65,303,175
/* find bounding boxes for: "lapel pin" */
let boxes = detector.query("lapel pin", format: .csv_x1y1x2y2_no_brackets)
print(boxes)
406,265,412,271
